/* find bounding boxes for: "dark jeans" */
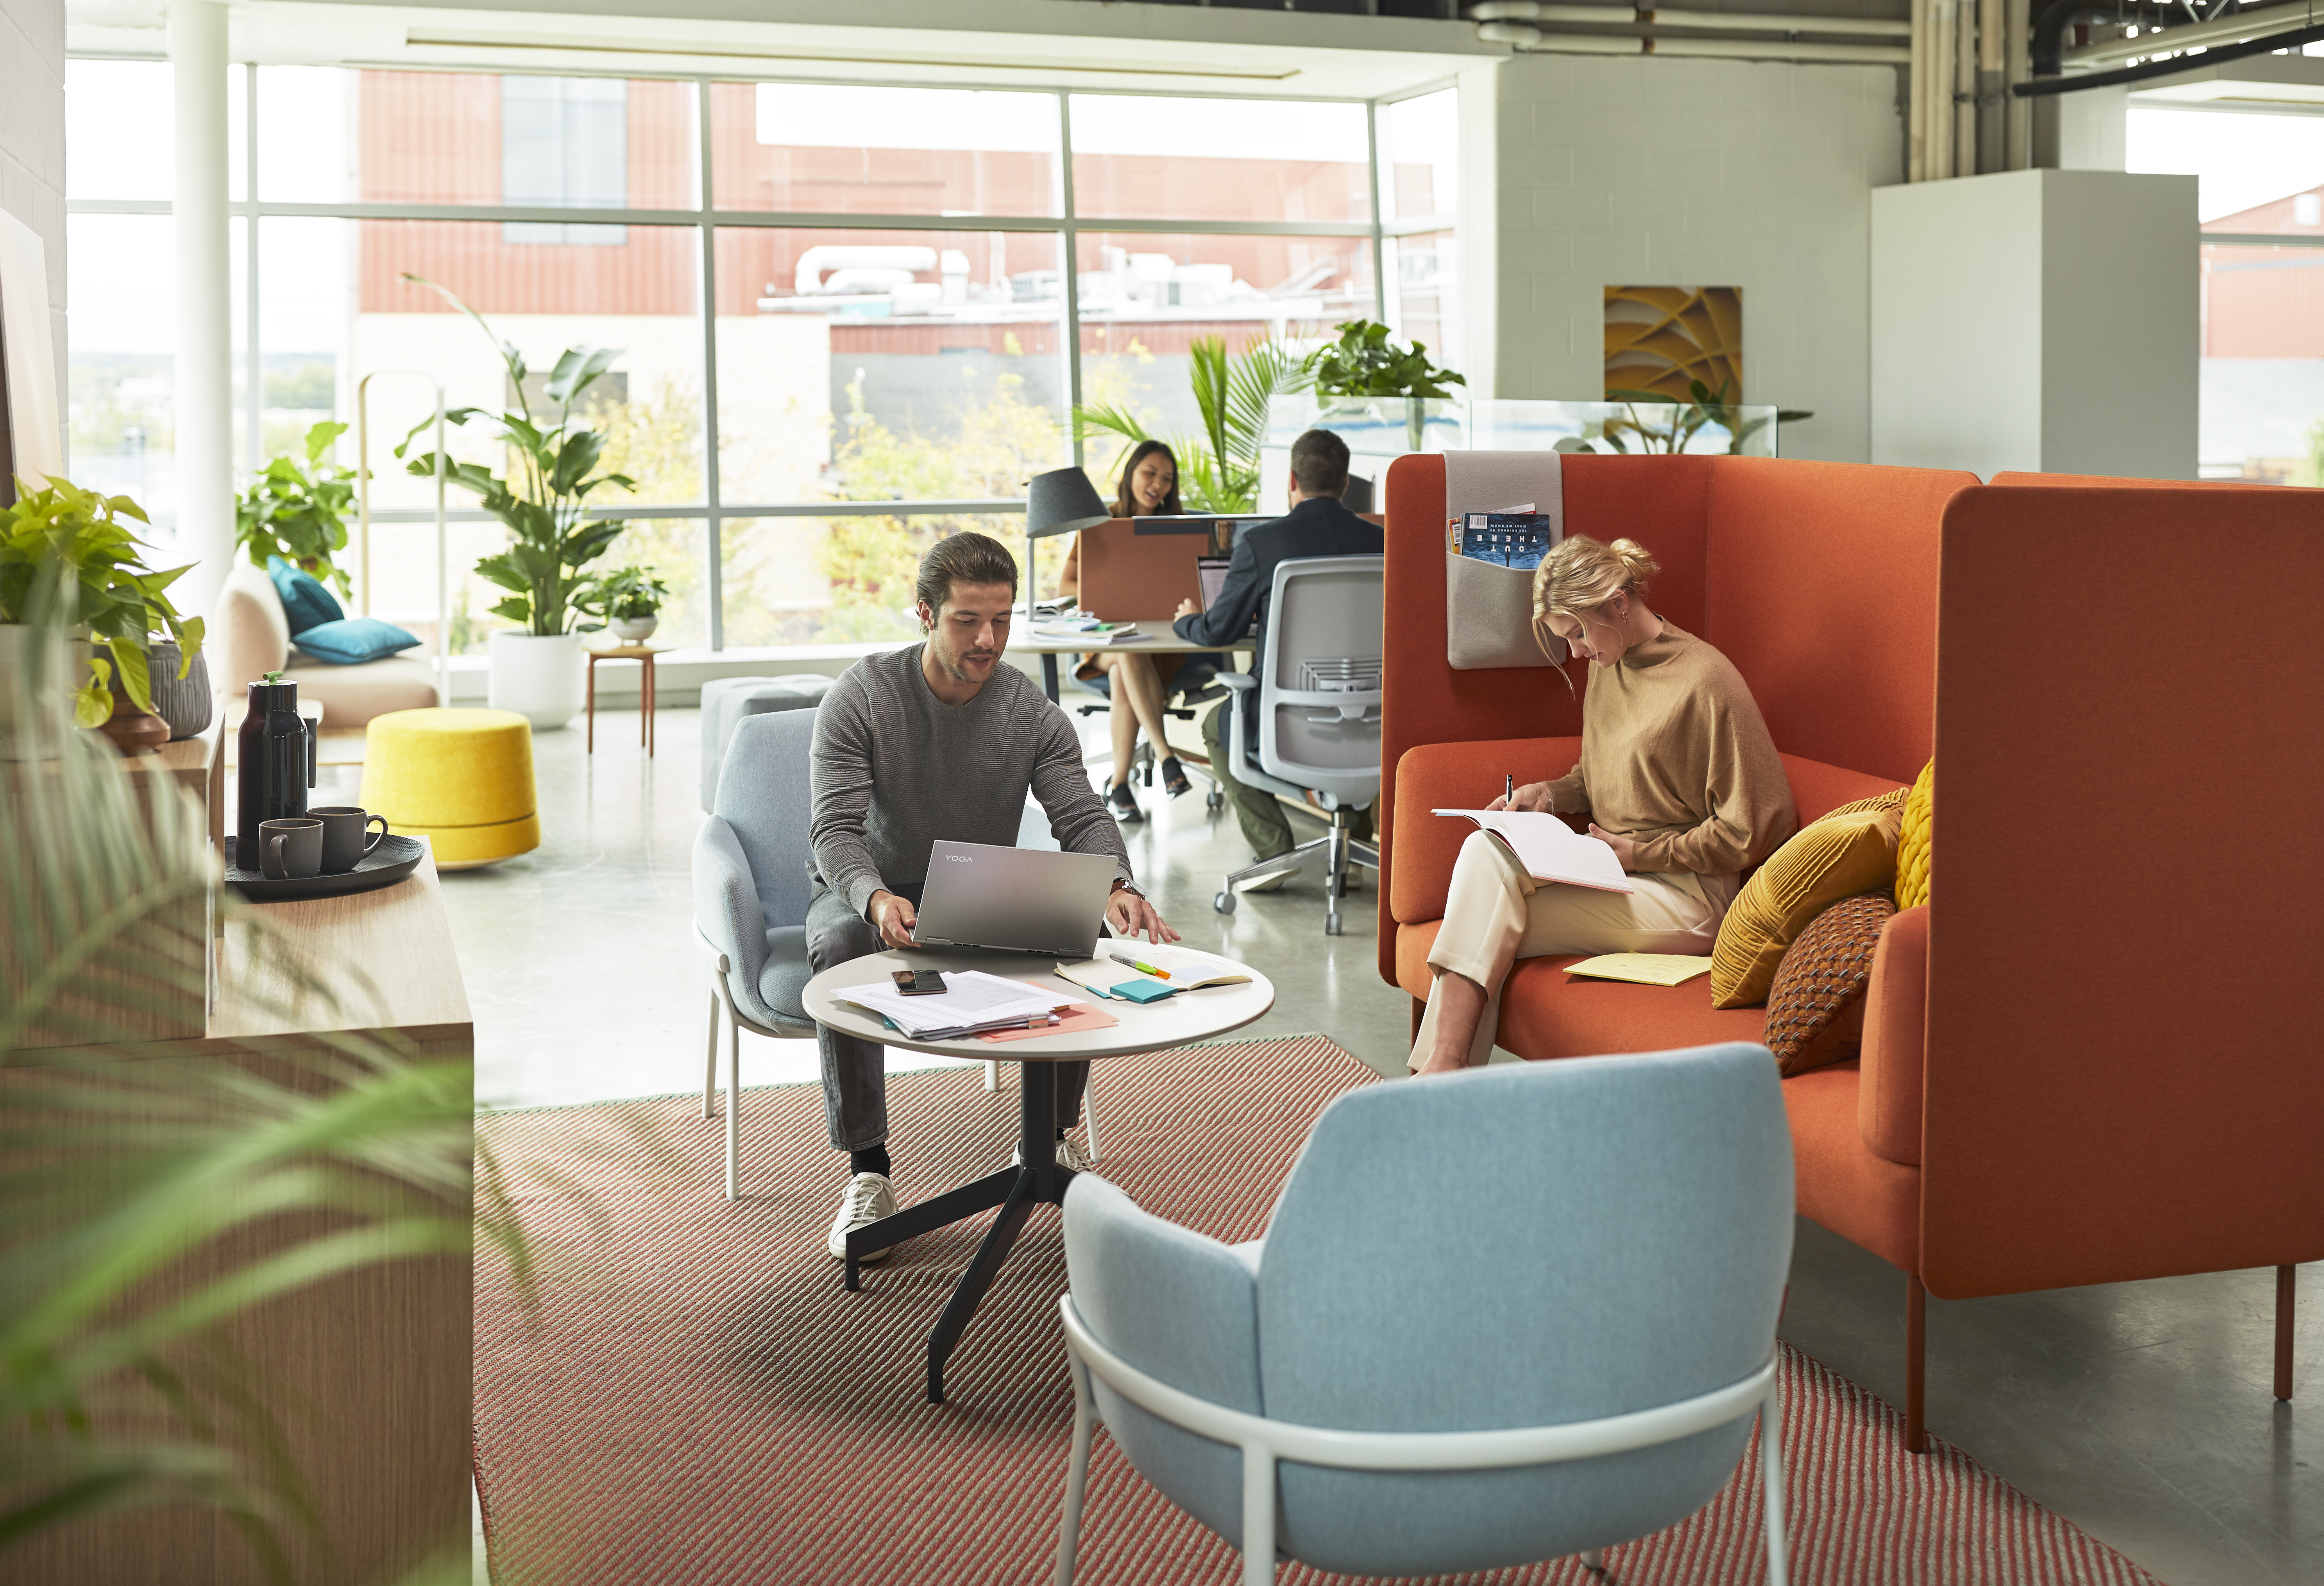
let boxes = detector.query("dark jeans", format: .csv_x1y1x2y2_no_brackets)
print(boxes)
805,880,1089,1155
1200,698,1375,863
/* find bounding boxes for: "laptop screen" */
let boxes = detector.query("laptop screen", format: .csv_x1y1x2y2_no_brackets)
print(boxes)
1197,556,1233,611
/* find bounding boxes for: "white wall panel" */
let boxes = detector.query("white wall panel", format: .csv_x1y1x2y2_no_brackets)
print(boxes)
0,0,66,403
1476,52,1903,463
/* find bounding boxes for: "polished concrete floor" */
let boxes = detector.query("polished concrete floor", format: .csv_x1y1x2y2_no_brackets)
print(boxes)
379,705,2315,1586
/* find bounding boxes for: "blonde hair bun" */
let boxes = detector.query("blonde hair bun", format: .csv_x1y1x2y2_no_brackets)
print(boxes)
1533,533,1659,625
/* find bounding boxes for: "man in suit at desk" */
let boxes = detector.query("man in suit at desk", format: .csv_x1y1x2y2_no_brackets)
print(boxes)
1172,428,1381,883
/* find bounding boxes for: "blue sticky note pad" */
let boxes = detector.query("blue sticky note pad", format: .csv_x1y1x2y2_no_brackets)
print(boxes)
1110,979,1178,1004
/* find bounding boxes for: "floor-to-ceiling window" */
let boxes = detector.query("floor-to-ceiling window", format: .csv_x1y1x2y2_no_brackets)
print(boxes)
2129,103,2324,484
64,62,1459,652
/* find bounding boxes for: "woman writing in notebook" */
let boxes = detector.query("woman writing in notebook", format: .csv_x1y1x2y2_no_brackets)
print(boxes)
1409,535,1796,1076
1052,440,1223,821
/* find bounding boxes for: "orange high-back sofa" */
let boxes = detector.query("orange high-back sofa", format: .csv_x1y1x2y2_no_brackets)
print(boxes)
1380,454,2322,1450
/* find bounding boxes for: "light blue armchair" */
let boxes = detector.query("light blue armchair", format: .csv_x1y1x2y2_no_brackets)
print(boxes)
1054,1043,1794,1586
692,710,820,1199
692,709,1091,1199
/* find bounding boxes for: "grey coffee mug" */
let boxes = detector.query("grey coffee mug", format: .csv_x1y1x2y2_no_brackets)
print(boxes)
312,805,389,874
259,818,324,880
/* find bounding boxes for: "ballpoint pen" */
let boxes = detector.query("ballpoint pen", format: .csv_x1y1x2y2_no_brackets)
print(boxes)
1505,774,1515,807
1107,951,1171,980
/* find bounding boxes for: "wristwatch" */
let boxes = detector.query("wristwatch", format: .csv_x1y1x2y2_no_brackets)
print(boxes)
1110,879,1145,902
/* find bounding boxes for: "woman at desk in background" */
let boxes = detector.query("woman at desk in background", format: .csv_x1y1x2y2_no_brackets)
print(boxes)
1409,535,1796,1076
1052,439,1223,822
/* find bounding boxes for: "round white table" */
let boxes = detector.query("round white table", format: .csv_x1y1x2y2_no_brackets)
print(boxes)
803,944,1275,1403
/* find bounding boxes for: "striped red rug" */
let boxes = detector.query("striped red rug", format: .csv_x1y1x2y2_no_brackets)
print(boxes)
473,1035,2165,1586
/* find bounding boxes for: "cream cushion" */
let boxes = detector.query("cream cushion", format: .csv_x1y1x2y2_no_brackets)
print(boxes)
283,653,442,728
215,561,292,701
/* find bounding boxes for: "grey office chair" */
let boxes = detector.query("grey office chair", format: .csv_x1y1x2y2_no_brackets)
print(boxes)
1054,1043,1794,1586
698,673,832,813
1210,554,1383,935
692,712,1101,1199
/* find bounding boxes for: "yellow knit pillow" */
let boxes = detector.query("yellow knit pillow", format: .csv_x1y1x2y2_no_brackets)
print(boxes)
1709,790,1907,1010
1895,760,1934,911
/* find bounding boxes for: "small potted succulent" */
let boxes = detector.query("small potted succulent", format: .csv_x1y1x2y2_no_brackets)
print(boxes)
0,477,206,756
576,564,669,644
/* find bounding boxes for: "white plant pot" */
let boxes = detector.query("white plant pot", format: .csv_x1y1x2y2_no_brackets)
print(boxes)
610,615,658,644
488,630,585,730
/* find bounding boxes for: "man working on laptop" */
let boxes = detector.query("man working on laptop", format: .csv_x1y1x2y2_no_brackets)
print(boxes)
1173,426,1382,884
808,530,1178,1263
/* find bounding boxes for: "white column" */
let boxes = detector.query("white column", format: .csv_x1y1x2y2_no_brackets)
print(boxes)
171,0,234,614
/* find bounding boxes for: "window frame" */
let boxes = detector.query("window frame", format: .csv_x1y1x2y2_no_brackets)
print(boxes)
66,63,1445,650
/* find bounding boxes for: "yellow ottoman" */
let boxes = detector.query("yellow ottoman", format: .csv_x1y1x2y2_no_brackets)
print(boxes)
360,708,540,870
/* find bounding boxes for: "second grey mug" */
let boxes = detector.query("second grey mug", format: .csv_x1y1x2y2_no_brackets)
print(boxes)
311,805,389,874
259,818,324,880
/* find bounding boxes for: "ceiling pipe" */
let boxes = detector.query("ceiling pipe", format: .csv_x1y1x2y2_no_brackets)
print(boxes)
1478,20,1911,60
2019,16,2324,92
1472,0,1914,34
2063,0,2316,66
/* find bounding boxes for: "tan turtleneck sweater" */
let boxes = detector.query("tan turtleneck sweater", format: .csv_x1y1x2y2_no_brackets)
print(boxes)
1542,620,1796,876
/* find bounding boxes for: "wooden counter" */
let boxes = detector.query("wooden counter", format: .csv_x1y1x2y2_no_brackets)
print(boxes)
1,845,474,1586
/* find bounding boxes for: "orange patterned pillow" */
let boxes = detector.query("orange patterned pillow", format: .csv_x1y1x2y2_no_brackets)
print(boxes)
1763,891,1895,1076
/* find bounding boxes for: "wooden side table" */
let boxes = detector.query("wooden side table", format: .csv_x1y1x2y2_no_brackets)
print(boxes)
584,645,669,755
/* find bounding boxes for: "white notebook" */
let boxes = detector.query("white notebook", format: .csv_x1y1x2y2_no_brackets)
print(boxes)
1432,809,1634,893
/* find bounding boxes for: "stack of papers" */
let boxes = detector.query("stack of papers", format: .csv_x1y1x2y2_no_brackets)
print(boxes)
834,970,1072,1040
1563,954,1713,987
1033,619,1151,644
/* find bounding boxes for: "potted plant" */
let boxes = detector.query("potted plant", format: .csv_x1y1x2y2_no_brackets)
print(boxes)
1311,319,1466,455
235,419,356,597
576,564,669,644
0,476,205,756
394,276,632,730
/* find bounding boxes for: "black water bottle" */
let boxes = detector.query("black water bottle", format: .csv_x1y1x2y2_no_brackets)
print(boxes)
235,672,315,869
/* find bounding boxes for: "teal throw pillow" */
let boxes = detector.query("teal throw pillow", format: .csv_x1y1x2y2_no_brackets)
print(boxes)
266,555,344,635
292,617,422,666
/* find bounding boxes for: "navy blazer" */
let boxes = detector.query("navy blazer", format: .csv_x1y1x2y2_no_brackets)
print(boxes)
1173,494,1383,748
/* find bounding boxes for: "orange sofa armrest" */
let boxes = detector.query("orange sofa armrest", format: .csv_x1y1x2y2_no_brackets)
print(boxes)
1859,904,1929,1166
1390,736,1583,925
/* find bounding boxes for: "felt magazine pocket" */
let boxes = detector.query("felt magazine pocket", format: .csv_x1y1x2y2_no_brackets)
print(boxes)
1446,553,1558,670
1442,450,1570,671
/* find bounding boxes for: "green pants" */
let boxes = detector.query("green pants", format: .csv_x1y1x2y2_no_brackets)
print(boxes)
1200,698,1374,862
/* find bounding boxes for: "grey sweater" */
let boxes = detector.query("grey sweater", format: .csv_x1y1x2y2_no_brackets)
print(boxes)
808,644,1132,918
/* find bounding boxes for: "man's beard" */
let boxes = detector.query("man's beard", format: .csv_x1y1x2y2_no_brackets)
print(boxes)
936,643,997,683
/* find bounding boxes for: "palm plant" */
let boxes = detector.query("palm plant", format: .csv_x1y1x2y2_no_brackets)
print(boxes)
0,628,522,1582
393,275,633,636
1073,334,1317,514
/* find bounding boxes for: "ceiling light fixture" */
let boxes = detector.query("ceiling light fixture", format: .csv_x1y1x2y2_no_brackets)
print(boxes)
401,30,1303,82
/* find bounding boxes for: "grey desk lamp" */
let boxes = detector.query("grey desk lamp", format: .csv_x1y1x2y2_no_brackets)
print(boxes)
1023,466,1111,612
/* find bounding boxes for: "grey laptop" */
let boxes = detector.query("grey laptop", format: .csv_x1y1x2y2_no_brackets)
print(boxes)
912,840,1116,958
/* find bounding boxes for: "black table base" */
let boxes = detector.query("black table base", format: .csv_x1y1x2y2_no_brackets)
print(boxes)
843,1060,1073,1404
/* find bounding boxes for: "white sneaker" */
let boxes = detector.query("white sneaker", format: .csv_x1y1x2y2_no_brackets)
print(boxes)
827,1172,898,1262
1013,1137,1096,1172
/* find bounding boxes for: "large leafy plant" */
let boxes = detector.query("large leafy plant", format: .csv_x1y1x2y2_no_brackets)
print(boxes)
0,477,203,729
394,276,632,637
1073,335,1317,514
1313,319,1465,452
235,421,356,598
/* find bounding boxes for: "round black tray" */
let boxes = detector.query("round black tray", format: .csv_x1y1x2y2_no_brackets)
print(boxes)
225,834,426,902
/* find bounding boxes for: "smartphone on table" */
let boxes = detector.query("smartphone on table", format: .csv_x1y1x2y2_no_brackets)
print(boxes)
892,968,947,997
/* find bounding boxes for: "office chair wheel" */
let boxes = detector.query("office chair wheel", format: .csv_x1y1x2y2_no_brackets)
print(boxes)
1206,788,1224,811
1214,890,1236,915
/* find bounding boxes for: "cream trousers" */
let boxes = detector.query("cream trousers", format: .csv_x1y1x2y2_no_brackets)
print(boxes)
1408,831,1738,1072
